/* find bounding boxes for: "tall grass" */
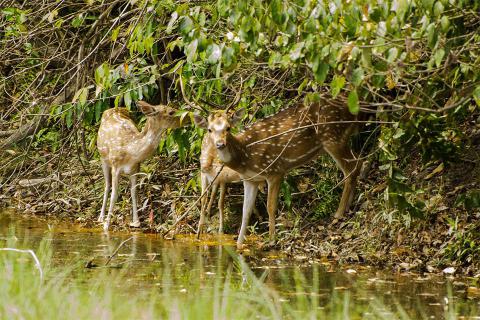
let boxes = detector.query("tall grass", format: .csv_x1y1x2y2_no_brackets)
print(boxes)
0,232,475,319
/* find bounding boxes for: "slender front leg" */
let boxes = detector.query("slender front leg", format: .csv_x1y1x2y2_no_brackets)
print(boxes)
104,167,120,231
266,177,281,244
130,174,140,228
98,160,111,222
237,180,259,249
197,173,209,239
206,183,219,216
217,183,226,234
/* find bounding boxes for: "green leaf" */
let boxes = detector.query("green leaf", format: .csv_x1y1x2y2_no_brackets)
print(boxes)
387,47,399,63
314,62,329,84
434,48,445,67
433,1,444,16
330,75,345,97
270,0,286,25
289,42,305,61
65,109,73,128
440,16,450,32
72,14,84,28
473,86,480,107
124,91,132,109
351,68,364,86
222,46,236,68
114,95,121,108
111,26,120,42
186,39,198,63
206,43,221,64
268,52,282,68
179,16,193,35
166,11,178,34
426,23,438,49
347,90,359,115
72,87,89,105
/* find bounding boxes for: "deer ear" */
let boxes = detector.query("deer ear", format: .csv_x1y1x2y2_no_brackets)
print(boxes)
193,113,208,129
137,101,155,115
231,108,246,125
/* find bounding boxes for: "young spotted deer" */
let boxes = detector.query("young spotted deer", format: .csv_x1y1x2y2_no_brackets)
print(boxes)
97,101,189,231
197,133,242,237
197,133,265,238
194,99,361,249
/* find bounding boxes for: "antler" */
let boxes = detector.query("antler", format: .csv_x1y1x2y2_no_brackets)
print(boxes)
179,74,208,113
225,76,243,112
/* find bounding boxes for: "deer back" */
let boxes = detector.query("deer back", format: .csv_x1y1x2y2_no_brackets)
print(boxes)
228,101,357,177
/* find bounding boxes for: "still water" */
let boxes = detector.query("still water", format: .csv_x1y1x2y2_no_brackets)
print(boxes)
1,211,479,319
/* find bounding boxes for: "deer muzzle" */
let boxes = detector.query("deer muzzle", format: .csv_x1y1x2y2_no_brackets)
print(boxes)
215,141,226,149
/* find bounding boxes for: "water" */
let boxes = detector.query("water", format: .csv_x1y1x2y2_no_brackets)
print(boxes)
1,211,479,319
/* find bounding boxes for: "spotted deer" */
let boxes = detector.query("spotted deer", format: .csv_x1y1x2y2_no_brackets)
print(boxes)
197,133,265,238
97,101,189,231
193,99,361,249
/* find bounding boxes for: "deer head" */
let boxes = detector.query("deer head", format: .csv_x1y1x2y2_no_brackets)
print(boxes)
193,109,245,150
136,101,188,129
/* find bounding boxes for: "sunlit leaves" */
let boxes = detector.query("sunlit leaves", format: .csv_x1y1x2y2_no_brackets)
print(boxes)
186,39,198,63
179,16,194,35
347,90,359,115
330,75,345,98
72,87,89,106
440,16,450,32
166,11,178,34
72,14,84,28
206,43,221,64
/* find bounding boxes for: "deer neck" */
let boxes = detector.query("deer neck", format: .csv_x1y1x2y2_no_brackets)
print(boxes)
216,134,247,170
135,117,165,160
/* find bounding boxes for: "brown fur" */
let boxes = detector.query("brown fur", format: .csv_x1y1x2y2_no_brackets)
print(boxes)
97,102,190,230
197,99,362,248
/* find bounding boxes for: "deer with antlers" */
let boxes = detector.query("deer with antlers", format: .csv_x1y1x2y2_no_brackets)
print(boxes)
97,101,189,231
179,78,260,238
192,96,361,249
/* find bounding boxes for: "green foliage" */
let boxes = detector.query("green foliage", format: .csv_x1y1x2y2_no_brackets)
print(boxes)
445,219,480,264
4,0,480,222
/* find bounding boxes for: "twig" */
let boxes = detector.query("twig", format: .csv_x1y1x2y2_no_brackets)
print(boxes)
162,164,224,238
0,248,44,281
104,236,133,266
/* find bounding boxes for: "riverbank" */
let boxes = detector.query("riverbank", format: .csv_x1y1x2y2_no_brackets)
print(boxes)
1,140,480,278
1,211,479,319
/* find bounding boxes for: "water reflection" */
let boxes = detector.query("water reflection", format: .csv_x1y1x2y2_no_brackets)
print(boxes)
1,211,479,319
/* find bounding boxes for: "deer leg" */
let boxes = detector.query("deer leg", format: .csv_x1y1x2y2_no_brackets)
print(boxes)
129,174,140,228
104,167,120,231
197,173,209,239
206,183,219,217
325,145,361,218
266,177,281,244
237,180,259,249
218,183,226,234
98,160,111,223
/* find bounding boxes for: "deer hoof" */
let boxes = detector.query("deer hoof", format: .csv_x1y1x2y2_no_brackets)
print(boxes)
334,211,344,219
103,222,110,232
129,221,141,228
97,216,104,223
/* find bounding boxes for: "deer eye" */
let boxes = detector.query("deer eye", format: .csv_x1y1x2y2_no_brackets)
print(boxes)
208,129,212,133
169,110,175,116
226,127,231,132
